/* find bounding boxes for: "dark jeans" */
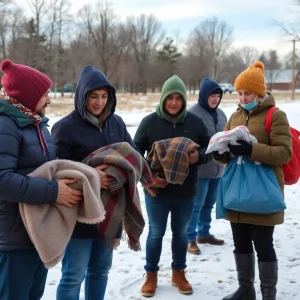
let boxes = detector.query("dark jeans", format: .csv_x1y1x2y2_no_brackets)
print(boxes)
230,222,277,262
0,249,48,300
144,194,195,272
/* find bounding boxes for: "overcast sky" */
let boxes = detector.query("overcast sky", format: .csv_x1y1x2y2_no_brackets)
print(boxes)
108,0,299,56
20,0,300,57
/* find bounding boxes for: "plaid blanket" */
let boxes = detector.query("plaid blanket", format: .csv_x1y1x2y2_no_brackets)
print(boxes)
146,137,199,195
83,142,154,251
19,160,105,268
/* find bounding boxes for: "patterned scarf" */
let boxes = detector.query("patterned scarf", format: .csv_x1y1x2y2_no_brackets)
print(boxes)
0,88,48,155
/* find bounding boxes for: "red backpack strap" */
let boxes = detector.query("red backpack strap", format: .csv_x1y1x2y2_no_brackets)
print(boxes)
266,106,278,135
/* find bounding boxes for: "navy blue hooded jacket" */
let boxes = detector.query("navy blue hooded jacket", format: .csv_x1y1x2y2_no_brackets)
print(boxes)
198,78,223,124
0,99,58,251
51,65,137,238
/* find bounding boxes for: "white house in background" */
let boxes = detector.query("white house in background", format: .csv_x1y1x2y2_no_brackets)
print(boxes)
265,69,300,90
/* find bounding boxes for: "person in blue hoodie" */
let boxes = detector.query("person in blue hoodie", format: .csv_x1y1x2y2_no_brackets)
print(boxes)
52,66,138,300
186,78,227,255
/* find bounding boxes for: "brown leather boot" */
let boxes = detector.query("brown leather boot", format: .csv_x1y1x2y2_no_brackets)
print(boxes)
187,241,201,255
197,235,224,245
172,269,193,294
141,272,158,297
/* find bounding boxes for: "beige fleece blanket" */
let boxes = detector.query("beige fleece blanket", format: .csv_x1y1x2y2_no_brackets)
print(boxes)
19,160,106,268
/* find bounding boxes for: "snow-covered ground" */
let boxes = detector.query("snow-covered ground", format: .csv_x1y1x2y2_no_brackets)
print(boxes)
43,100,300,300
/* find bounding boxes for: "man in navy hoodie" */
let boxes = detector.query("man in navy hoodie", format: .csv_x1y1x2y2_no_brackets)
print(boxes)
187,78,227,255
52,65,138,300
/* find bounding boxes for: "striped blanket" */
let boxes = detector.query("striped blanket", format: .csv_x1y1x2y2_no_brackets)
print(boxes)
83,142,154,251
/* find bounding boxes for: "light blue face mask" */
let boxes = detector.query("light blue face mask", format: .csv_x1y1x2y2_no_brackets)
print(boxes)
241,97,257,111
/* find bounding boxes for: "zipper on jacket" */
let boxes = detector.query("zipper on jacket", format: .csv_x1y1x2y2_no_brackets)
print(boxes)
245,115,249,127
45,147,50,161
84,116,103,132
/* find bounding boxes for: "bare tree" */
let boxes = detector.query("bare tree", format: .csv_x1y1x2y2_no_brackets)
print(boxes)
0,1,20,59
27,0,47,38
66,33,91,94
48,0,58,54
240,46,260,66
22,0,48,71
6,8,26,62
187,27,212,73
183,27,212,93
127,14,165,94
0,7,9,58
218,50,246,83
80,1,129,80
46,0,72,95
194,17,233,81
283,50,300,68
263,50,282,91
273,1,300,40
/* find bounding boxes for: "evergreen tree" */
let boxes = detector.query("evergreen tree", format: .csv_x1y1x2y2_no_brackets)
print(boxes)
157,37,181,67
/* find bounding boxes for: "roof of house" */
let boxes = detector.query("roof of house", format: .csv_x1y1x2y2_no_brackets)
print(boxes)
265,69,297,84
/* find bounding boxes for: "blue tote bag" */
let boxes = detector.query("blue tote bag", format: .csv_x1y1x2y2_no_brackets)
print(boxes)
216,156,286,219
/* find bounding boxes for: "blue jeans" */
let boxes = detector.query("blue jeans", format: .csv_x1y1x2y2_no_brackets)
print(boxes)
56,238,113,300
144,194,194,272
187,178,220,241
0,249,47,300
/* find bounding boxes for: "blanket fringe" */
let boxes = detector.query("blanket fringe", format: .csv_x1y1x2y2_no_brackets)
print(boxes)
100,228,142,252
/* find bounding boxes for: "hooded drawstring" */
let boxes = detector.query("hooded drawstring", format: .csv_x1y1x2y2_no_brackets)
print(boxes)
0,88,48,155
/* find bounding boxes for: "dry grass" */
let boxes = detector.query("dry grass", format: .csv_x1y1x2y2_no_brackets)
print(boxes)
47,91,300,116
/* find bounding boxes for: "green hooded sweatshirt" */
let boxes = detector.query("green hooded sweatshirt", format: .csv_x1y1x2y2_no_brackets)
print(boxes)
134,75,212,198
156,75,187,124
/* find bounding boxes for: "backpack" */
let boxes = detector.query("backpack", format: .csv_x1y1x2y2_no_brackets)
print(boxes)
266,106,300,185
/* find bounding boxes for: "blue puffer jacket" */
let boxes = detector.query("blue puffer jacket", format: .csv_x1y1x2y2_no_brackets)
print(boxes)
0,99,58,251
51,65,137,238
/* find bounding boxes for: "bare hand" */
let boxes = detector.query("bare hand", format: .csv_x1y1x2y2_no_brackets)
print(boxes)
151,174,168,188
95,165,109,190
56,178,83,208
188,149,199,164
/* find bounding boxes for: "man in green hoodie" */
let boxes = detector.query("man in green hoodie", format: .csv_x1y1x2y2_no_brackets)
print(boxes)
134,75,211,297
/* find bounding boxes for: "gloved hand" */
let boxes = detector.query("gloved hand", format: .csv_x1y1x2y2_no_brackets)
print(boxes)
228,140,252,156
212,151,227,160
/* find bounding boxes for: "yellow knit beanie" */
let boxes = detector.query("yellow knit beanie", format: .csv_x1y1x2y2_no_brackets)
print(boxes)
234,61,266,97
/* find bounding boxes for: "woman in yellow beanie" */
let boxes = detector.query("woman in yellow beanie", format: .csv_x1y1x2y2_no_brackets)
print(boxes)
213,61,292,300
